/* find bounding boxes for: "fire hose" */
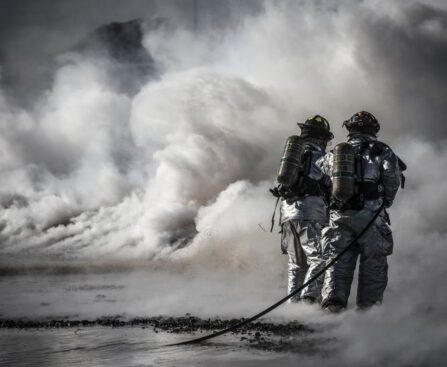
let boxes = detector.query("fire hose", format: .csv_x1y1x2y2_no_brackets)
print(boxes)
166,203,385,347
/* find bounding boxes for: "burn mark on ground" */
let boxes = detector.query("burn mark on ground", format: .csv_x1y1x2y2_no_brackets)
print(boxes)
0,315,335,354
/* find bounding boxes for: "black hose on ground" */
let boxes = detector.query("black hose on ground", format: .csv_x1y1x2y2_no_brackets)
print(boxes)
166,203,385,347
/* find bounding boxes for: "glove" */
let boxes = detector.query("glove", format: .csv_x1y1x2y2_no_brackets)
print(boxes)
269,187,281,198
270,184,289,198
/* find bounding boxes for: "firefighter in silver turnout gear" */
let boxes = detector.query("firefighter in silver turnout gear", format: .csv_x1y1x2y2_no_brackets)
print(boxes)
271,116,333,304
320,111,405,312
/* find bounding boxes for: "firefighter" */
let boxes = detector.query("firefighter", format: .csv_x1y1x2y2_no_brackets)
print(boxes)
320,111,404,312
272,115,333,303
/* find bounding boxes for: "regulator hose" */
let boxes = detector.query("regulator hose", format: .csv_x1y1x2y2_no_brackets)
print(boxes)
166,203,385,347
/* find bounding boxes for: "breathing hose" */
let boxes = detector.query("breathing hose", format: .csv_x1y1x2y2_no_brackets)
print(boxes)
166,203,385,347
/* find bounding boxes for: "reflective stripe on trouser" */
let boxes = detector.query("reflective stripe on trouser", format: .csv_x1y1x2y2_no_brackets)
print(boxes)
321,205,393,308
281,220,325,302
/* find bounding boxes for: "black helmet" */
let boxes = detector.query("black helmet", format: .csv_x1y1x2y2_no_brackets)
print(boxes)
343,111,380,136
298,115,334,141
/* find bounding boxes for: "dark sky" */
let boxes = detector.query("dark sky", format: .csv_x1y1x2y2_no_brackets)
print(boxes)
0,0,155,101
354,2,447,140
0,0,262,104
1,0,447,140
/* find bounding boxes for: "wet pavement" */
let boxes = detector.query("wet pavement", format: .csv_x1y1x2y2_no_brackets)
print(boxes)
0,271,336,366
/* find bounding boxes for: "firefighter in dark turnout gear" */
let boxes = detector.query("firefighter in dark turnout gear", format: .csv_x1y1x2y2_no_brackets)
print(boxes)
319,111,405,312
271,115,333,303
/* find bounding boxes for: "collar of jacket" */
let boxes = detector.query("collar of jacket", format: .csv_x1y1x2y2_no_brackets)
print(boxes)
305,141,325,152
348,134,377,143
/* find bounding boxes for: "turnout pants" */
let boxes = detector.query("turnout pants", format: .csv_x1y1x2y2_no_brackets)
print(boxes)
281,220,325,302
321,206,393,308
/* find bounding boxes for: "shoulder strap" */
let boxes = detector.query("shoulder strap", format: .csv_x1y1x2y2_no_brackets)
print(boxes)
301,149,313,176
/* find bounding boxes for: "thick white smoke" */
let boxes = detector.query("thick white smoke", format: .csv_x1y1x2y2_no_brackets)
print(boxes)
1,1,447,365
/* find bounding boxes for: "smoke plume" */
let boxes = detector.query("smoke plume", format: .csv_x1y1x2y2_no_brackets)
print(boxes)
1,0,447,365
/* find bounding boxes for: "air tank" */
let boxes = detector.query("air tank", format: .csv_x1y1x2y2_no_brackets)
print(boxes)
332,142,355,202
277,135,305,187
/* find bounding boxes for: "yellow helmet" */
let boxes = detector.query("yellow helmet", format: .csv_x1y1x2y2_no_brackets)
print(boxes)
298,115,334,140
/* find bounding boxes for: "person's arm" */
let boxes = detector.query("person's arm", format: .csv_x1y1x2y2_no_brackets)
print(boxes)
316,152,333,189
316,152,333,203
